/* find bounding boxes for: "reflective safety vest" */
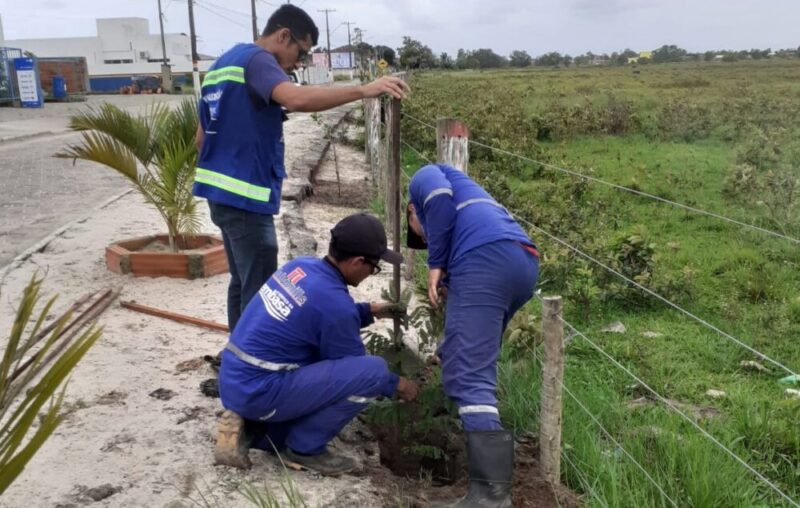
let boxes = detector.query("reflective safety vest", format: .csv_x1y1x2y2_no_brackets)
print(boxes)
193,43,286,215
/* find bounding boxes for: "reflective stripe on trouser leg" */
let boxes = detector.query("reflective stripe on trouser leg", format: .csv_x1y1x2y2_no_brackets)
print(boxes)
459,405,500,416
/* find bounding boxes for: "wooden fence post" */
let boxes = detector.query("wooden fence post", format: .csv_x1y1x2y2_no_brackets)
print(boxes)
380,98,392,233
388,98,402,341
363,98,372,166
436,118,470,174
404,118,470,282
540,296,564,485
364,97,381,184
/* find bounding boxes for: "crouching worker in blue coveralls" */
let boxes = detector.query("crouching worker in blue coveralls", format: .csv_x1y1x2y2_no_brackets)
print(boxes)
214,213,420,476
407,164,540,507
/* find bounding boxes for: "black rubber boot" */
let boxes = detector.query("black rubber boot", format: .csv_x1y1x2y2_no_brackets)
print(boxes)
434,430,514,508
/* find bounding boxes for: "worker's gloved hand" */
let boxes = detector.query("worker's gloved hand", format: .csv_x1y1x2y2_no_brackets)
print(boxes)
370,302,407,320
396,376,419,402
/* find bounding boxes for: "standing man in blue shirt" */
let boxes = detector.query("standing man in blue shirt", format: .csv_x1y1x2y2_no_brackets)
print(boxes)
194,4,409,332
407,164,540,507
215,213,419,476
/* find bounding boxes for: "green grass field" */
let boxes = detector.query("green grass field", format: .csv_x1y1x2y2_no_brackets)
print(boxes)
399,59,800,507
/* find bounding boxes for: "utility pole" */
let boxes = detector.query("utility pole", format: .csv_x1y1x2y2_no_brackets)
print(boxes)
359,29,369,78
318,9,335,71
250,0,258,41
343,21,355,69
157,0,173,92
187,0,201,98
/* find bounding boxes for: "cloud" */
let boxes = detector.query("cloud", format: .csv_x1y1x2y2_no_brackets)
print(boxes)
42,0,67,9
568,0,654,16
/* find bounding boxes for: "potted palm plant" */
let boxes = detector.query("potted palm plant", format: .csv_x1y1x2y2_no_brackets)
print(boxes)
56,100,227,279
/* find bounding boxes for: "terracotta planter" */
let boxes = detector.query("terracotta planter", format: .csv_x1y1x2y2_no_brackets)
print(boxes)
106,234,228,279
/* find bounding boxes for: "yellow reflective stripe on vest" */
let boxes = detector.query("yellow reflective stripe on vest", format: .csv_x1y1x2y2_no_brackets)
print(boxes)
195,168,271,202
202,65,245,87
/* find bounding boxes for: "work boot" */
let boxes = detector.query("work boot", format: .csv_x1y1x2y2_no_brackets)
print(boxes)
213,410,252,469
433,430,514,508
281,448,357,477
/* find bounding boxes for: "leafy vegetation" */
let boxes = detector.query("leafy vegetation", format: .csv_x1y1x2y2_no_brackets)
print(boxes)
399,59,800,506
57,99,201,252
0,275,103,493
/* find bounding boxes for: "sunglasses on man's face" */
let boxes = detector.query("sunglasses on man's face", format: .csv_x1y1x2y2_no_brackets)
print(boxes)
288,31,310,63
362,258,382,275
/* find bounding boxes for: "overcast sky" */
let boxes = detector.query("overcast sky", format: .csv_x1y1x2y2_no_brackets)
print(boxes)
1,0,798,58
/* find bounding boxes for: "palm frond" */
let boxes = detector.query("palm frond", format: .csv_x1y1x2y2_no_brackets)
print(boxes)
0,276,103,494
67,103,156,164
59,99,201,247
55,131,142,184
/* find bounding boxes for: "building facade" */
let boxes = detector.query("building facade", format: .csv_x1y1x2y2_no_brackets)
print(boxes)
5,18,212,91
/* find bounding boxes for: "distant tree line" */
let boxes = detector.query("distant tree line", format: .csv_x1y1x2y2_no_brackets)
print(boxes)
393,37,800,69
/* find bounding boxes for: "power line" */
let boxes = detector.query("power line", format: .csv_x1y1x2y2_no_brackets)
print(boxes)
195,1,250,29
400,112,800,246
201,0,252,17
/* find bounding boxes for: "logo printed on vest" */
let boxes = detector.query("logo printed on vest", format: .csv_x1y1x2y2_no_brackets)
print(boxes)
259,286,294,322
203,90,223,121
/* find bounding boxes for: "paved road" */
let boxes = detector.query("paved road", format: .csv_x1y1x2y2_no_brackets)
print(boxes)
0,94,189,268
0,131,130,267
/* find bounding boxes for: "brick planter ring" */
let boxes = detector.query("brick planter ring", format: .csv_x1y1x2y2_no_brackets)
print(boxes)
106,234,228,279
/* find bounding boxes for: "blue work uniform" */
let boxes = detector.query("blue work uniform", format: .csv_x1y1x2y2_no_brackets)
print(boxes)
218,257,399,454
194,43,289,330
409,164,540,431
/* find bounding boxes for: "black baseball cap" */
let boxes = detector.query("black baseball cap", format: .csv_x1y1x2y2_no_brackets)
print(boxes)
330,213,403,265
406,204,428,250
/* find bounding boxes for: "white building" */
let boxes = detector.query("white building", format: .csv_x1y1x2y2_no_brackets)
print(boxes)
5,17,213,79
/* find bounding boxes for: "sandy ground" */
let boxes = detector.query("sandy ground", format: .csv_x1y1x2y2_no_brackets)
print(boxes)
0,106,408,507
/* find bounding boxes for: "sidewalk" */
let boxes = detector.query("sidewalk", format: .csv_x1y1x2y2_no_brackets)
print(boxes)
0,103,401,507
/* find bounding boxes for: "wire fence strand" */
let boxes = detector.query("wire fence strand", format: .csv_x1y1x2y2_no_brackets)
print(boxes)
551,309,800,507
394,121,799,507
513,211,797,378
400,112,800,246
561,450,609,508
527,347,680,508
395,137,797,378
